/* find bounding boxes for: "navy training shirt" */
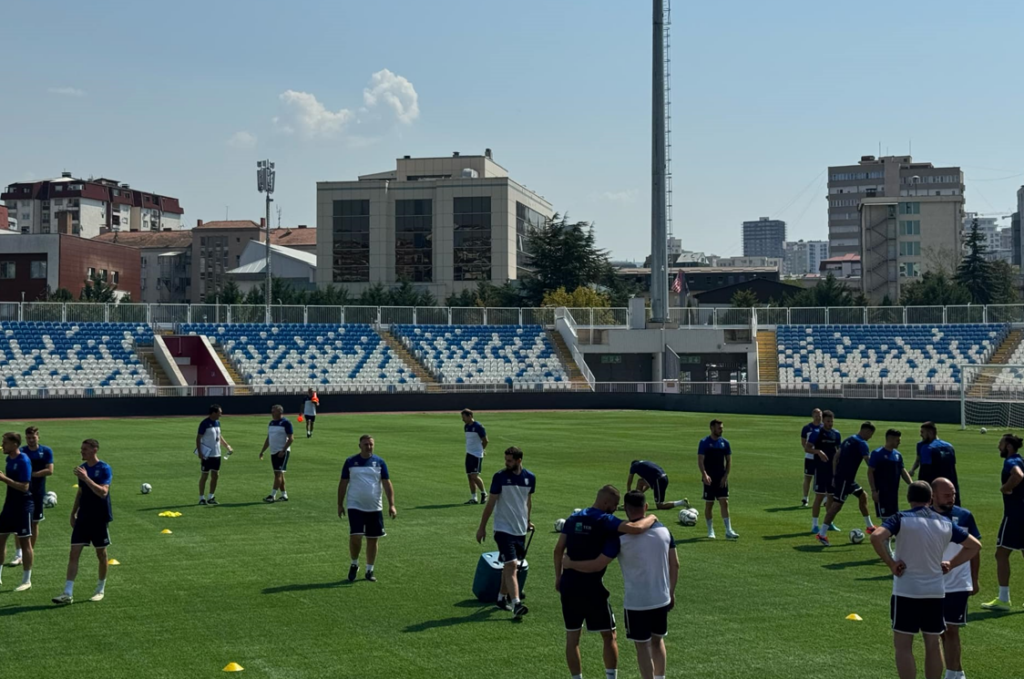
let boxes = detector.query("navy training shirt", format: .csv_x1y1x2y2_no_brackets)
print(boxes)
698,436,732,478
561,507,624,591
835,435,870,480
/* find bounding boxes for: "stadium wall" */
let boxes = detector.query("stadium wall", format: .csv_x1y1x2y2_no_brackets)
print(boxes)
4,392,960,424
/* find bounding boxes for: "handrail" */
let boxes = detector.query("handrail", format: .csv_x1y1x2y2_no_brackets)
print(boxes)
554,308,596,390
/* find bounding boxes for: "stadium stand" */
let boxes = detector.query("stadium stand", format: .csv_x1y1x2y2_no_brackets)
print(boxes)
390,324,570,387
182,323,423,392
775,324,1008,389
0,321,155,394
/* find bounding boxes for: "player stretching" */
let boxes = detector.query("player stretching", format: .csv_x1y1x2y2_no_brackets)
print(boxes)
338,435,397,583
477,446,535,620
913,422,961,506
0,432,34,592
932,477,980,679
867,429,913,558
806,410,841,534
980,433,1024,611
699,419,738,540
196,404,232,506
462,409,488,505
816,422,877,547
555,485,659,679
800,409,823,506
260,405,294,503
302,388,318,438
53,439,113,604
9,426,53,567
626,460,687,510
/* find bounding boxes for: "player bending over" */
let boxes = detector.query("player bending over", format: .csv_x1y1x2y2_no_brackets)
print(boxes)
626,460,687,511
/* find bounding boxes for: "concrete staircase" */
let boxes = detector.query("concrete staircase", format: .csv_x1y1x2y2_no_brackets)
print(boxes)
756,329,779,395
968,328,1024,398
212,344,251,394
547,330,589,386
137,345,172,387
378,329,439,389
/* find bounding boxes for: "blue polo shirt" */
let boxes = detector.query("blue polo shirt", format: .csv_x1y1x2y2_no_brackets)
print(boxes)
77,460,113,523
561,507,623,592
20,444,54,496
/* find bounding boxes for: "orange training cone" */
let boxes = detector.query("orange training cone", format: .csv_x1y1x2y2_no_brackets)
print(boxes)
297,414,304,423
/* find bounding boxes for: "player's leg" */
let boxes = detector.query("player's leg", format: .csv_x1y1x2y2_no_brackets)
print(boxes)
502,560,520,602
93,545,108,600
0,533,7,580
601,629,619,678
893,633,917,679
986,546,1012,607
16,535,33,589
565,629,583,677
348,534,362,581
922,633,943,679
720,497,738,539
811,492,825,532
365,537,378,581
855,489,875,531
55,544,85,603
308,416,314,435
277,470,287,499
31,520,39,549
208,470,219,501
651,634,667,679
633,640,655,679
941,625,962,673
198,470,209,503
802,461,813,506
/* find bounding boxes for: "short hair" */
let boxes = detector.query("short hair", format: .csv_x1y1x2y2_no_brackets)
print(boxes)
3,432,22,446
460,408,473,417
25,426,39,436
209,404,222,415
623,490,646,508
709,419,723,428
271,404,283,413
359,434,373,444
907,481,932,504
822,410,835,419
860,422,876,432
597,484,621,502
505,446,524,460
811,408,822,415
82,438,99,451
921,421,937,434
1001,433,1023,452
886,428,902,439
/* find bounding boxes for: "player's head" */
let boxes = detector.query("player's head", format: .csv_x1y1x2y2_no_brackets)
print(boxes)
358,435,374,454
811,408,822,424
24,426,39,447
308,387,315,396
80,438,99,460
906,480,932,506
931,478,956,513
2,432,21,455
460,408,474,424
209,404,223,420
885,429,902,449
504,446,524,472
271,404,283,420
709,419,723,437
595,484,621,512
920,421,937,443
999,433,1022,459
623,489,647,521
821,410,835,429
858,422,876,440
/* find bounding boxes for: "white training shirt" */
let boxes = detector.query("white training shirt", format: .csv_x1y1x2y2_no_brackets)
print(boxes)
942,506,981,593
267,418,293,454
465,421,486,458
303,398,317,417
614,522,675,611
884,506,969,599
341,454,390,512
489,468,535,536
197,417,221,458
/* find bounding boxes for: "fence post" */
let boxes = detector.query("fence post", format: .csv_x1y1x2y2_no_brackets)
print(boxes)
340,306,345,324
303,306,308,324
61,303,67,322
903,307,907,325
483,307,488,324
863,307,868,325
18,301,23,322
447,307,452,325
226,306,232,324
145,304,152,325
412,307,417,326
518,308,523,325
376,307,382,325
103,304,109,322
942,306,947,324
712,307,719,327
983,306,988,324
824,307,829,324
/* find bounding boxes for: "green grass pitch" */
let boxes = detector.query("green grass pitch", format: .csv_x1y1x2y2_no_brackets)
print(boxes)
1,410,1020,678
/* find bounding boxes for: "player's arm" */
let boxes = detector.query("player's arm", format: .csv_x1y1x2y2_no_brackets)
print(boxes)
0,471,29,493
553,532,567,591
259,436,270,458
869,526,901,574
526,493,534,530
909,453,921,477
1001,465,1024,494
698,455,711,486
74,468,109,499
195,433,204,456
33,453,54,478
900,469,913,485
383,479,397,519
69,488,82,527
722,450,732,486
617,514,657,534
867,467,878,497
626,472,635,492
562,553,614,574
480,432,488,451
476,492,498,542
337,478,349,517
219,434,232,452
667,546,679,609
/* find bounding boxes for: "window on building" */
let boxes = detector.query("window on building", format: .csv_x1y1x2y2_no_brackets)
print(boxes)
899,202,921,215
515,202,546,275
394,199,432,282
100,269,108,281
900,262,920,277
30,261,46,279
86,267,95,279
201,237,207,246
141,257,147,269
453,196,491,281
899,241,921,257
332,199,370,282
112,271,119,284
0,262,15,279
898,220,921,236
141,278,146,290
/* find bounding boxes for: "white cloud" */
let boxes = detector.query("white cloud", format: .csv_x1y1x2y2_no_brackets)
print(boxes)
599,189,639,204
226,131,257,149
48,87,86,97
277,90,355,139
362,69,419,124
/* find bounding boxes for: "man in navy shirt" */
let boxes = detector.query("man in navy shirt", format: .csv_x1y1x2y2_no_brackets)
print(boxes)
913,422,960,506
627,460,687,511
10,425,53,567
259,405,294,503
554,485,658,679
805,410,842,534
867,430,914,558
800,408,823,507
461,409,488,505
53,438,113,604
981,433,1024,611
816,422,877,547
0,432,34,592
699,419,738,540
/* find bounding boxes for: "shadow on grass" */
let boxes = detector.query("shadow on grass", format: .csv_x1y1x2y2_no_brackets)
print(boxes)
855,574,891,582
262,580,349,594
412,504,474,511
403,599,502,632
0,604,59,617
138,502,267,511
822,558,881,571
763,531,816,541
791,544,858,553
671,536,713,545
967,609,1024,623
764,506,806,513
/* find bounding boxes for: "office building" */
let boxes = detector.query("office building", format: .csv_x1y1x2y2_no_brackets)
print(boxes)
827,155,964,257
742,217,786,259
2,173,184,239
783,240,829,276
316,151,553,299
93,230,193,304
0,234,141,302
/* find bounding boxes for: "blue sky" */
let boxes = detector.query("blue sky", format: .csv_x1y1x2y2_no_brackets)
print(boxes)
2,0,1023,261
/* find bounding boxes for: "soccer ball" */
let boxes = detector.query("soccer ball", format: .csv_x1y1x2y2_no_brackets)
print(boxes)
554,518,566,532
573,508,582,514
980,427,988,434
43,492,57,509
141,483,152,495
688,507,700,518
849,529,865,544
678,509,697,527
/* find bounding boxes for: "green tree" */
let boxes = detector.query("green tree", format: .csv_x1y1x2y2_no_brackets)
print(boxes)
307,284,353,306
445,289,480,308
541,286,611,308
729,288,760,308
784,273,862,307
357,283,391,306
955,218,995,304
388,280,437,307
520,214,610,305
79,273,119,303
37,286,74,302
899,271,971,306
212,280,243,305
988,259,1020,305
242,285,264,306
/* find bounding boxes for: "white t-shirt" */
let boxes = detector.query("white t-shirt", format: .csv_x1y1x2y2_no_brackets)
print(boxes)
614,522,675,611
884,506,969,599
941,506,980,593
197,417,221,458
489,468,535,536
465,421,486,458
268,418,293,454
341,454,390,512
303,398,317,417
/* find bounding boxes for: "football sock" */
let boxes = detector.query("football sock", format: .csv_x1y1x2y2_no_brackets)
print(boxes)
21,570,31,584
572,675,582,679
818,524,829,537
706,519,713,531
15,548,22,559
999,586,1010,602
281,492,287,499
350,559,359,567
671,500,686,507
655,675,666,679
96,578,105,593
812,518,819,531
498,594,506,603
366,564,374,573
63,579,74,596
864,516,874,528
0,565,4,581
512,598,520,607
802,496,808,503
470,494,477,501
605,669,617,679
271,489,278,498
724,518,733,532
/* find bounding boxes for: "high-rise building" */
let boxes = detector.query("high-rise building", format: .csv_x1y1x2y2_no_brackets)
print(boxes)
962,212,1011,262
783,240,829,276
827,156,964,257
741,217,785,259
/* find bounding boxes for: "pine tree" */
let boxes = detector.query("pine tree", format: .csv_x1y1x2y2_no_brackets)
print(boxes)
729,288,760,308
955,218,995,304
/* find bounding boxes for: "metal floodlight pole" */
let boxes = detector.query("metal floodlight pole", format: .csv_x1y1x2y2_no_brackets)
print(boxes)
650,0,669,324
257,160,275,323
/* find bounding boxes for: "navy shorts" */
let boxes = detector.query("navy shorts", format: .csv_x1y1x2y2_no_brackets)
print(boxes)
271,450,290,472
31,491,45,523
0,502,34,539
875,493,899,519
71,520,111,548
891,595,945,635
831,478,864,504
561,585,616,632
814,464,833,495
465,453,483,475
304,415,316,423
996,515,1024,551
703,478,728,501
639,476,668,504
348,508,385,538
624,605,670,642
201,456,222,473
804,456,816,477
943,591,970,626
494,531,526,564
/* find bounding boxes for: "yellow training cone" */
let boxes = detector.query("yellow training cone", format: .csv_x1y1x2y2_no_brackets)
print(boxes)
173,512,182,517
160,529,173,534
72,484,78,488
107,559,120,565
846,613,863,621
223,662,244,672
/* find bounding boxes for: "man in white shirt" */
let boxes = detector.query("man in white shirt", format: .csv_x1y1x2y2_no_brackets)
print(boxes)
461,409,488,505
338,435,396,583
870,481,982,679
302,389,318,439
195,405,232,506
563,490,679,679
932,478,980,679
259,405,294,503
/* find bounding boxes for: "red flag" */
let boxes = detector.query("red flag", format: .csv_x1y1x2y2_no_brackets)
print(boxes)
671,270,684,294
